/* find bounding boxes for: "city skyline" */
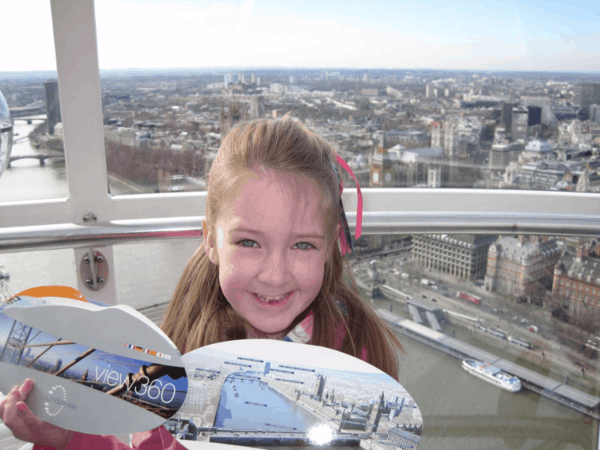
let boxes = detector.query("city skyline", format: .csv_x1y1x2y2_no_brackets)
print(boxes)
4,0,600,72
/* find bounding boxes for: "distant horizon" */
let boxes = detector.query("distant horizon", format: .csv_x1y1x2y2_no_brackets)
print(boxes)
2,67,600,78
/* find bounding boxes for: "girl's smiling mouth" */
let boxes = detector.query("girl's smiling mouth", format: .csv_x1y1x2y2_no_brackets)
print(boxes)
253,291,294,306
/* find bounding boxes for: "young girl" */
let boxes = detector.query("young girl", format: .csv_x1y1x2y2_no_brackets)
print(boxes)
1,116,402,449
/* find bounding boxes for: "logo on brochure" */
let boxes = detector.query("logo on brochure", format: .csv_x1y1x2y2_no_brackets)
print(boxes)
44,385,77,417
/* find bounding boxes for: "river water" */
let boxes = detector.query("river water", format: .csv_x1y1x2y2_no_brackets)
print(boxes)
0,123,598,449
0,120,68,202
215,372,321,432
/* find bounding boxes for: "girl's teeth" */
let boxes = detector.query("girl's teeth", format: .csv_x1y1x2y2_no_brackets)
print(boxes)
257,292,289,302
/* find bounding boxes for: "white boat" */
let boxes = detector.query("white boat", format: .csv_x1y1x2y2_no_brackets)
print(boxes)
462,359,521,392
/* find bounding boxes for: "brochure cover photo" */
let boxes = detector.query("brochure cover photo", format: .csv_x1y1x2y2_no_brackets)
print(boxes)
169,340,423,450
0,288,188,435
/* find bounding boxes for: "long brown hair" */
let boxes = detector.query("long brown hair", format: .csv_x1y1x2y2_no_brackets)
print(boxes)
161,116,402,379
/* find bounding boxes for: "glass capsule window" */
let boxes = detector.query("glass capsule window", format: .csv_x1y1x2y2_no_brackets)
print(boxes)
87,0,600,195
1,1,600,448
0,2,67,202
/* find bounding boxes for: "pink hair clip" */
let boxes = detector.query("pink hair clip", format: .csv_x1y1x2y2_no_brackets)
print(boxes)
333,154,363,256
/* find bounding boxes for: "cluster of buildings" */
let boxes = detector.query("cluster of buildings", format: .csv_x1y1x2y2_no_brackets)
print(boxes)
5,70,600,193
276,372,422,449
409,232,600,315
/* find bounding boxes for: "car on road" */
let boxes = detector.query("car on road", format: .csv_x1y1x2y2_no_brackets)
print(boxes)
431,298,437,302
422,294,427,299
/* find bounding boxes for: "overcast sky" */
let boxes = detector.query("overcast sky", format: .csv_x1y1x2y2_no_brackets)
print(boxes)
4,0,600,72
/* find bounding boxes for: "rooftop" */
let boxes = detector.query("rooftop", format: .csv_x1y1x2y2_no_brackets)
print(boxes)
492,236,561,261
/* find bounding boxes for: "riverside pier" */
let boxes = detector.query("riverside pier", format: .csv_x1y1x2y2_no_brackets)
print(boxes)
377,309,600,419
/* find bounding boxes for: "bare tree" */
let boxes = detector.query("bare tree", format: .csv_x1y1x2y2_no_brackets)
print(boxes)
571,307,600,336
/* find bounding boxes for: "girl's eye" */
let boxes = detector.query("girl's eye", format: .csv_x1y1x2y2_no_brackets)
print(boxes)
237,239,315,251
294,242,315,251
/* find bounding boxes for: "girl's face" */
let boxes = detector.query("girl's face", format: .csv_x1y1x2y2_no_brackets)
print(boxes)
205,167,336,336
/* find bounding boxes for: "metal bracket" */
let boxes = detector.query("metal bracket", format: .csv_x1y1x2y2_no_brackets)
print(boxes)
82,212,97,223
79,249,108,291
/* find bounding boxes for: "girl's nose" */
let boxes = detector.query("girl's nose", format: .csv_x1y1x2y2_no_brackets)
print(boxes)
259,252,289,286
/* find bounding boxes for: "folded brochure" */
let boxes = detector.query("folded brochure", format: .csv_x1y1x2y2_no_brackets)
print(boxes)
0,286,188,435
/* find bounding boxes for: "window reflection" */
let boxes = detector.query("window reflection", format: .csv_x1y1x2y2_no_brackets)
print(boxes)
353,232,599,448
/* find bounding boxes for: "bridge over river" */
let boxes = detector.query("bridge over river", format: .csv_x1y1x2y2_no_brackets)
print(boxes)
8,153,64,168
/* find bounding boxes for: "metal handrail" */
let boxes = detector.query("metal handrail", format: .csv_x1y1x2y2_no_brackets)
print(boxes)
1,211,600,253
0,218,202,253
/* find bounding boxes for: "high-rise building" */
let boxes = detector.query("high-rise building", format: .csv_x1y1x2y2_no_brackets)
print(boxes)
44,80,61,135
527,106,542,126
412,234,496,281
590,104,600,123
425,83,434,99
511,107,528,141
573,83,600,119
500,102,517,131
522,97,557,126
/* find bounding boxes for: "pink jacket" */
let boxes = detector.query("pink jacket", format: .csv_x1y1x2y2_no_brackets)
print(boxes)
34,330,369,449
34,426,184,450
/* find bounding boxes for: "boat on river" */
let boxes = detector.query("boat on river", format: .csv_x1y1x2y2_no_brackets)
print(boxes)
462,359,521,392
